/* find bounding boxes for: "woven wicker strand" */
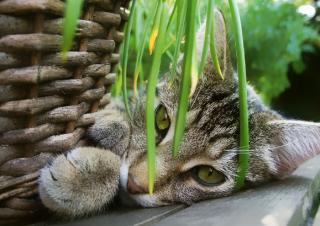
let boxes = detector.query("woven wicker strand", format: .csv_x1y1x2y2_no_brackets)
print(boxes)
0,0,130,225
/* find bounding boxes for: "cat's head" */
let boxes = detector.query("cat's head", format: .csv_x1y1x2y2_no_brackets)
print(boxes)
92,10,320,207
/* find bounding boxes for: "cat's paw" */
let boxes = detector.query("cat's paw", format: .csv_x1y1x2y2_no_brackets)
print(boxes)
87,112,130,156
39,147,120,217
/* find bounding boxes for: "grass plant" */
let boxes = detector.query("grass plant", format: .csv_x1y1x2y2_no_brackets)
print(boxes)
62,0,250,194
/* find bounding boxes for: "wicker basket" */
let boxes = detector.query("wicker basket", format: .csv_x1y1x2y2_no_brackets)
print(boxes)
0,0,130,225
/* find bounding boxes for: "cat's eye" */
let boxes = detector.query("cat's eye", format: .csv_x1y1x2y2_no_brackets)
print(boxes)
191,166,225,186
155,104,170,144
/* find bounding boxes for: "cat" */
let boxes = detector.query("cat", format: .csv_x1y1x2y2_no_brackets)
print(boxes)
38,9,320,217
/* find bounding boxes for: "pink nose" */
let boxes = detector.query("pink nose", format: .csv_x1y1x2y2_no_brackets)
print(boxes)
127,174,147,194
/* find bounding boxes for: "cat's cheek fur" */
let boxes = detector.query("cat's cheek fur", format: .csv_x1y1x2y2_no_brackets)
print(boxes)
268,120,320,178
248,118,320,183
39,147,120,217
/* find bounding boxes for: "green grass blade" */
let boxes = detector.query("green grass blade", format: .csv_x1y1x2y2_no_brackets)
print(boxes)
210,4,224,80
149,2,163,55
146,1,168,194
121,0,137,120
162,35,176,54
228,0,249,189
166,1,178,32
111,65,123,97
190,40,199,97
172,0,198,157
133,1,159,97
198,0,223,80
197,1,202,25
61,0,84,54
169,0,187,80
199,0,214,77
133,3,140,53
112,44,124,97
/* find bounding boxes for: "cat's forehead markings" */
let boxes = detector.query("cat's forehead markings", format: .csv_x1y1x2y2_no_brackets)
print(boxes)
156,80,167,96
158,110,202,146
185,109,201,128
207,139,234,160
190,84,202,109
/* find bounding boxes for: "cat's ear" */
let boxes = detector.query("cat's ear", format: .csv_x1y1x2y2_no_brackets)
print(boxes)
196,9,233,80
264,119,320,178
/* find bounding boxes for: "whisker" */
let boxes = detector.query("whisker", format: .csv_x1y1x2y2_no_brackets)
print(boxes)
223,141,300,154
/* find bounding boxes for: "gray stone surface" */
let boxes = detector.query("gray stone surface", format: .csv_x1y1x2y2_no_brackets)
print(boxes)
49,156,320,226
54,205,184,226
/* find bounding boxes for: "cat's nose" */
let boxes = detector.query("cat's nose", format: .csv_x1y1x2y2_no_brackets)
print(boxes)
127,174,147,194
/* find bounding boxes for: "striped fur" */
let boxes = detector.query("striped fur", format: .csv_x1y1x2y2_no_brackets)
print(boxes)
38,9,320,217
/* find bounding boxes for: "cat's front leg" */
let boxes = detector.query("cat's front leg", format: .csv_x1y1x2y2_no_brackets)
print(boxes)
39,147,120,217
87,107,130,157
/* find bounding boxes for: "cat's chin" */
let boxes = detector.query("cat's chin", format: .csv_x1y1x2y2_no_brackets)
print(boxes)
119,160,129,191
129,193,163,207
119,188,169,208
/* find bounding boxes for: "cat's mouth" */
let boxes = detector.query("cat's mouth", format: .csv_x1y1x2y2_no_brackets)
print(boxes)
119,157,147,195
119,160,170,207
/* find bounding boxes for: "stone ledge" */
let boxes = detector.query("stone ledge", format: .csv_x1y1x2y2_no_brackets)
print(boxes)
47,155,320,226
154,155,320,226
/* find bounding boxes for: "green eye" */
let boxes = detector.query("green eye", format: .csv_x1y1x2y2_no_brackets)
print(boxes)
155,105,170,144
192,166,225,186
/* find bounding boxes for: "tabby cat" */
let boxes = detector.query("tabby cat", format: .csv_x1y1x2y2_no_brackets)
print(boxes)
38,10,320,217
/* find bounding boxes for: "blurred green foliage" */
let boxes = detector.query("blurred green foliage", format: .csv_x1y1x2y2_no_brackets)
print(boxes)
118,0,319,104
239,0,318,103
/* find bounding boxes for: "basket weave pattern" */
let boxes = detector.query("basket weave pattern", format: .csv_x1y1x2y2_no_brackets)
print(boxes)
0,0,129,224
